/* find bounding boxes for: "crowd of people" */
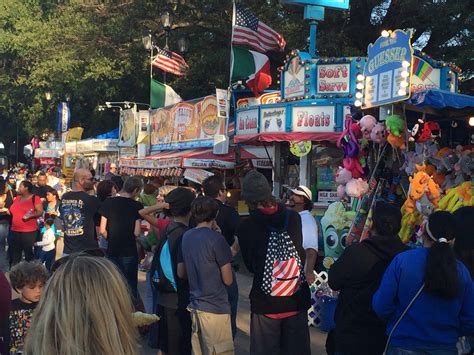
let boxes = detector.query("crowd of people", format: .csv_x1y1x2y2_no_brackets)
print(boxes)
0,165,473,355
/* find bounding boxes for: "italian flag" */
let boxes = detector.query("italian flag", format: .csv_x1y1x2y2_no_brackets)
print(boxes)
231,46,272,96
150,79,182,109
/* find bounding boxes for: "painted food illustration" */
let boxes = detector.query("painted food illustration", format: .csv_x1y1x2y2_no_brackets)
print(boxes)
201,97,219,136
120,110,135,144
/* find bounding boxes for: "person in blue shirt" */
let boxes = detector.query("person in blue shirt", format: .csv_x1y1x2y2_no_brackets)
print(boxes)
373,211,474,355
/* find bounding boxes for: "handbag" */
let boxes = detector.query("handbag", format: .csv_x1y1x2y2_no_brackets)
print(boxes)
383,284,425,355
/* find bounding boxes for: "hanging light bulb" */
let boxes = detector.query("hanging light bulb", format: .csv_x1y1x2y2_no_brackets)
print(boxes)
356,83,364,90
402,60,411,68
355,92,363,99
401,71,409,78
381,30,390,38
354,100,362,107
469,117,474,127
400,81,408,88
356,74,365,81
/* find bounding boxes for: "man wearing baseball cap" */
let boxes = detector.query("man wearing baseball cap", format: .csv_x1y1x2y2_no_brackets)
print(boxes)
289,185,319,285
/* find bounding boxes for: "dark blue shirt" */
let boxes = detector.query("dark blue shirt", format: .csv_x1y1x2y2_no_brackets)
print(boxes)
373,248,474,351
180,227,232,314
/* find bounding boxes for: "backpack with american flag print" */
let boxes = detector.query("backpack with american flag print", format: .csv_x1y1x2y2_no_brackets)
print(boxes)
261,210,304,297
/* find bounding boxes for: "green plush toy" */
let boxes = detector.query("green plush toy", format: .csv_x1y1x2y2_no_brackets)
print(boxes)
385,115,405,137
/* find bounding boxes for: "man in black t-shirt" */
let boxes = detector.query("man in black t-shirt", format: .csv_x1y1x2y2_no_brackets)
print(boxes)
99,176,144,301
59,169,100,255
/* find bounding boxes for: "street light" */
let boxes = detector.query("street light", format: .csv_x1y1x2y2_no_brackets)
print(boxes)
160,9,173,50
178,36,189,55
45,91,52,101
142,30,152,50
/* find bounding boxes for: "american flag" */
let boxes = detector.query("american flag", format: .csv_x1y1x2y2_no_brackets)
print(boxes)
232,4,286,53
270,258,301,297
152,47,189,76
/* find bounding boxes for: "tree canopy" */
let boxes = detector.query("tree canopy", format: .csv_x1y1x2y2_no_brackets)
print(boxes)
0,0,471,151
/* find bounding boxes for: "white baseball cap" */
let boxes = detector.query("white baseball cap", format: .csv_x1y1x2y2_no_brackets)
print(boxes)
290,185,312,201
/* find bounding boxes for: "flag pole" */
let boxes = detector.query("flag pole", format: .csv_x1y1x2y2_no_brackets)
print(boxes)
228,1,236,89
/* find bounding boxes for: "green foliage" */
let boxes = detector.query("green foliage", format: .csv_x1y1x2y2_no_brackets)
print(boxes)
0,0,471,148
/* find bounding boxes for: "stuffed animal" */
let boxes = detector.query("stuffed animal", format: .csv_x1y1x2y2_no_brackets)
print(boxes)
439,181,473,212
369,122,387,144
410,119,431,143
425,121,441,139
402,164,440,214
335,167,352,185
343,157,364,178
345,178,369,198
320,202,356,268
359,115,377,139
386,115,405,137
337,117,360,158
337,184,347,200
387,134,406,150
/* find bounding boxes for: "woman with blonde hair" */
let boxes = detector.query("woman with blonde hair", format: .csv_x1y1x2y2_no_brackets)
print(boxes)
24,254,139,355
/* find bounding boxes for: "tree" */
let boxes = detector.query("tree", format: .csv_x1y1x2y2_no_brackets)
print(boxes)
0,0,471,149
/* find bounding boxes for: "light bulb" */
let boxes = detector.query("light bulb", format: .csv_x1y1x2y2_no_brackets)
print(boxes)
355,92,363,99
356,83,364,90
469,117,474,127
402,61,410,68
401,71,409,78
381,30,390,38
398,89,406,96
400,81,408,88
354,100,362,107
356,74,365,81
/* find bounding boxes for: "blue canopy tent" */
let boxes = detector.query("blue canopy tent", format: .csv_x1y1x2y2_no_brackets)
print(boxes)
406,89,474,110
93,128,119,139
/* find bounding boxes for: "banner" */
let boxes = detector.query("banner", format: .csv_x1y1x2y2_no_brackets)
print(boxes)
150,96,225,150
56,102,70,134
64,127,83,142
118,109,137,147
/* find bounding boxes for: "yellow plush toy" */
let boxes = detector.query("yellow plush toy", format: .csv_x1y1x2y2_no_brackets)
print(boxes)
438,181,472,212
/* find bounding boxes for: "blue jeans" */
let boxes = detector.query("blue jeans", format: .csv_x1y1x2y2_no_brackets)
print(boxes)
108,255,139,302
226,271,239,339
37,249,56,272
387,347,457,355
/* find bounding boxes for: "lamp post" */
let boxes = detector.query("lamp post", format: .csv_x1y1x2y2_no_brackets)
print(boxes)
178,36,189,58
160,9,174,84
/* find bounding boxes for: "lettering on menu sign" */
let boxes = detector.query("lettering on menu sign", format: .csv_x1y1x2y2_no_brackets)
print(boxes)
260,107,286,133
236,109,259,135
317,64,350,93
363,29,414,108
292,106,335,133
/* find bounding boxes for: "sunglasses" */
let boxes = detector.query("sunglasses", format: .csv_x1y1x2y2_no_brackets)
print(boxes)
51,249,106,273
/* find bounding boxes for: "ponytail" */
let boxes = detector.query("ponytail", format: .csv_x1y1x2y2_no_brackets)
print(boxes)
424,211,459,299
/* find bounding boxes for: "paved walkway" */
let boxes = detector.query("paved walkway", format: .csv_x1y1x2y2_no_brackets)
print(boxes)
138,270,327,354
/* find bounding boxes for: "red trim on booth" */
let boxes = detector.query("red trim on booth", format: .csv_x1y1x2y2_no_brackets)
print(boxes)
234,132,340,144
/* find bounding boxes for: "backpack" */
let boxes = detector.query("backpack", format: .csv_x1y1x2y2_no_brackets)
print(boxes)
261,210,304,297
150,222,187,293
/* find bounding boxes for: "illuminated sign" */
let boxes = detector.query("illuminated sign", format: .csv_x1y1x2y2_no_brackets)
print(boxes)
291,106,335,132
363,29,414,108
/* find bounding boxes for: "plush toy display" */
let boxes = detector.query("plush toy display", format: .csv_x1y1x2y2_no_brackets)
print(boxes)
359,115,377,139
345,178,369,198
338,117,360,158
320,202,356,269
438,181,473,212
386,115,406,149
410,119,431,143
335,167,352,185
369,122,387,144
402,164,440,214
